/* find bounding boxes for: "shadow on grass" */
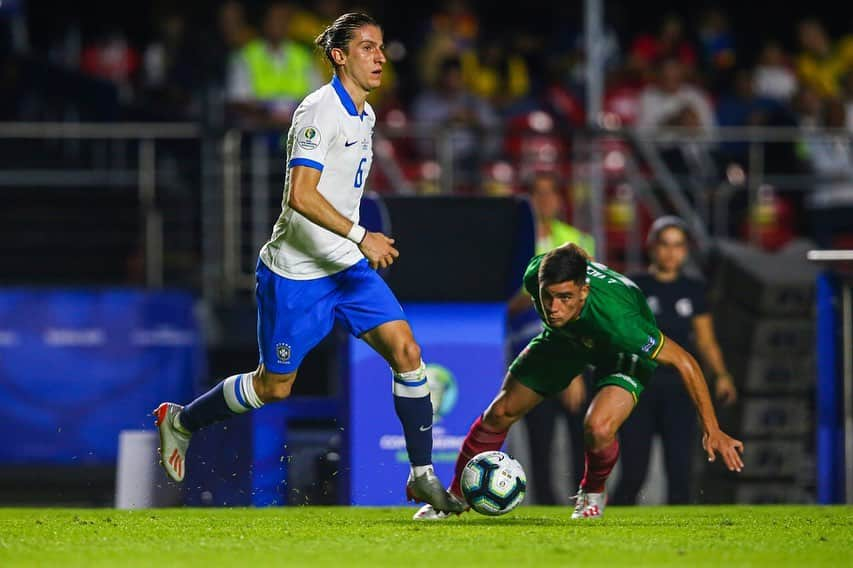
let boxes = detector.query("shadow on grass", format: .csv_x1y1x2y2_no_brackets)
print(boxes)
372,517,575,528
370,515,711,529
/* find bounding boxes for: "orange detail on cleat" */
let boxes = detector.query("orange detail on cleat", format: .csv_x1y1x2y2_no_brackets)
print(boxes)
154,404,169,427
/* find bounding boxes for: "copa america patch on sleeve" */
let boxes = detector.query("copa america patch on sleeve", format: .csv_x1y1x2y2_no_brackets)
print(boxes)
297,126,321,150
276,343,292,363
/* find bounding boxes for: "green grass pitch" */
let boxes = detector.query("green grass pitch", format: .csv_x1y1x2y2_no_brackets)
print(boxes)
1,506,851,567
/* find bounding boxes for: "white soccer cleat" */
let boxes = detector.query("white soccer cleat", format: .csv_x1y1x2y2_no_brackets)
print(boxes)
412,503,454,521
153,402,191,482
571,489,606,519
412,490,468,521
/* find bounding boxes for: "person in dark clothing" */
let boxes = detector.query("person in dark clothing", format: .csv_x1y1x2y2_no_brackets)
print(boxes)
612,216,737,505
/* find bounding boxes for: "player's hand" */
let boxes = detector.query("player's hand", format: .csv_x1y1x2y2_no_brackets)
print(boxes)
715,374,738,406
560,377,587,414
359,231,399,270
702,429,744,473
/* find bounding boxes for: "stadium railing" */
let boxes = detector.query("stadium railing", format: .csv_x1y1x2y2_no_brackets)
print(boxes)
0,121,202,289
210,124,851,299
2,121,849,300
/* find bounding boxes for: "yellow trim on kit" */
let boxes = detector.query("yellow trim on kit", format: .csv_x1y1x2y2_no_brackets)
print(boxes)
651,331,666,360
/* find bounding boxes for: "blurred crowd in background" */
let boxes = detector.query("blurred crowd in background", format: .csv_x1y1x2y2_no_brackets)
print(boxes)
3,1,853,248
5,2,853,133
5,2,853,132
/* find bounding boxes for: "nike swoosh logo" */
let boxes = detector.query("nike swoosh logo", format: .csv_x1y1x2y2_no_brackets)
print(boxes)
419,424,432,432
344,140,358,147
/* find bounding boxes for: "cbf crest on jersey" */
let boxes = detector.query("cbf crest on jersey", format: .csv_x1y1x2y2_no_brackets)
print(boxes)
276,342,292,364
297,126,321,150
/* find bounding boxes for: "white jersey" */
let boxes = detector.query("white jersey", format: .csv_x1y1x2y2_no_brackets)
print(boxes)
259,75,375,279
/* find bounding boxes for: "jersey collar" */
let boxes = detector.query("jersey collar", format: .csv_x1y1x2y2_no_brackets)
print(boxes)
331,75,368,120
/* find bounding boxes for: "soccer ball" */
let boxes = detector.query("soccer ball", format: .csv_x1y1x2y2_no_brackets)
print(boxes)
460,451,526,516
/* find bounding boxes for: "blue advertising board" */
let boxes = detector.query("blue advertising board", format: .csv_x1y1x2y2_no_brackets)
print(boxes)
0,289,201,465
348,303,506,505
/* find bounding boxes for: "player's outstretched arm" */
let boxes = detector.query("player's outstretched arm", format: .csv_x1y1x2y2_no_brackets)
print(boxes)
289,166,398,269
656,336,745,472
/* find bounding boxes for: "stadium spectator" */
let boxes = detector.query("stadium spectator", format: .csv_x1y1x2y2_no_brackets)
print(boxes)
636,55,716,175
507,172,595,504
226,2,322,127
698,9,736,77
753,41,799,103
417,0,479,89
637,58,714,134
142,12,200,119
461,38,532,113
795,19,852,98
799,99,853,247
288,0,344,47
637,57,716,178
80,28,140,103
717,69,783,128
629,15,698,78
219,1,256,52
411,56,499,187
209,1,256,90
794,85,824,128
717,68,788,165
613,216,736,505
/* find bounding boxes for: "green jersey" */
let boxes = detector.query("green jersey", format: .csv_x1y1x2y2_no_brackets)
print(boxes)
510,254,665,400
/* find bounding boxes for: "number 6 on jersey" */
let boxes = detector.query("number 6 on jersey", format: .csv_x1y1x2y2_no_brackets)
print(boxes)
354,157,367,188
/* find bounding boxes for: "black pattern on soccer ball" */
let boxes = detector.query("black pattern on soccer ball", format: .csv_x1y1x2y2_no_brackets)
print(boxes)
464,459,526,510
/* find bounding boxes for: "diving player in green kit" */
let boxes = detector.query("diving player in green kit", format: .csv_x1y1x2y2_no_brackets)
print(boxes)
414,243,744,520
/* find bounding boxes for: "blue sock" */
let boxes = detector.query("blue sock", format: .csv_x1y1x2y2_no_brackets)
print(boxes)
178,373,264,432
392,362,434,467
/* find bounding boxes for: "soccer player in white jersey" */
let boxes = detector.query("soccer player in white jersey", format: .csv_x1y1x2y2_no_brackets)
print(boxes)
154,13,463,514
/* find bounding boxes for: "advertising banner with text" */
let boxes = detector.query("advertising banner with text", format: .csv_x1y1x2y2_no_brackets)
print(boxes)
349,303,506,505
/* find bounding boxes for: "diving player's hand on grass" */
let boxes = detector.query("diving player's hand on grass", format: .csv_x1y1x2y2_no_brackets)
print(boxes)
703,429,744,473
360,232,399,270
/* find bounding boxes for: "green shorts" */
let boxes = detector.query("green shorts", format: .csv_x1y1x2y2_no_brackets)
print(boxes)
508,331,655,403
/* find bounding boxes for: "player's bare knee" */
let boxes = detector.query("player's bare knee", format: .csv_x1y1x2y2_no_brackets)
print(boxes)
483,400,517,432
255,367,297,402
391,339,421,372
584,416,615,447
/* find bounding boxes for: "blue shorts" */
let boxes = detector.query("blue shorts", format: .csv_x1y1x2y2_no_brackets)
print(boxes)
256,259,406,374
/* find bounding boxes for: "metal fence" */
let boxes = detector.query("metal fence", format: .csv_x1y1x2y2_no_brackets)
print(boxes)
217,124,852,297
2,122,850,299
0,122,202,289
